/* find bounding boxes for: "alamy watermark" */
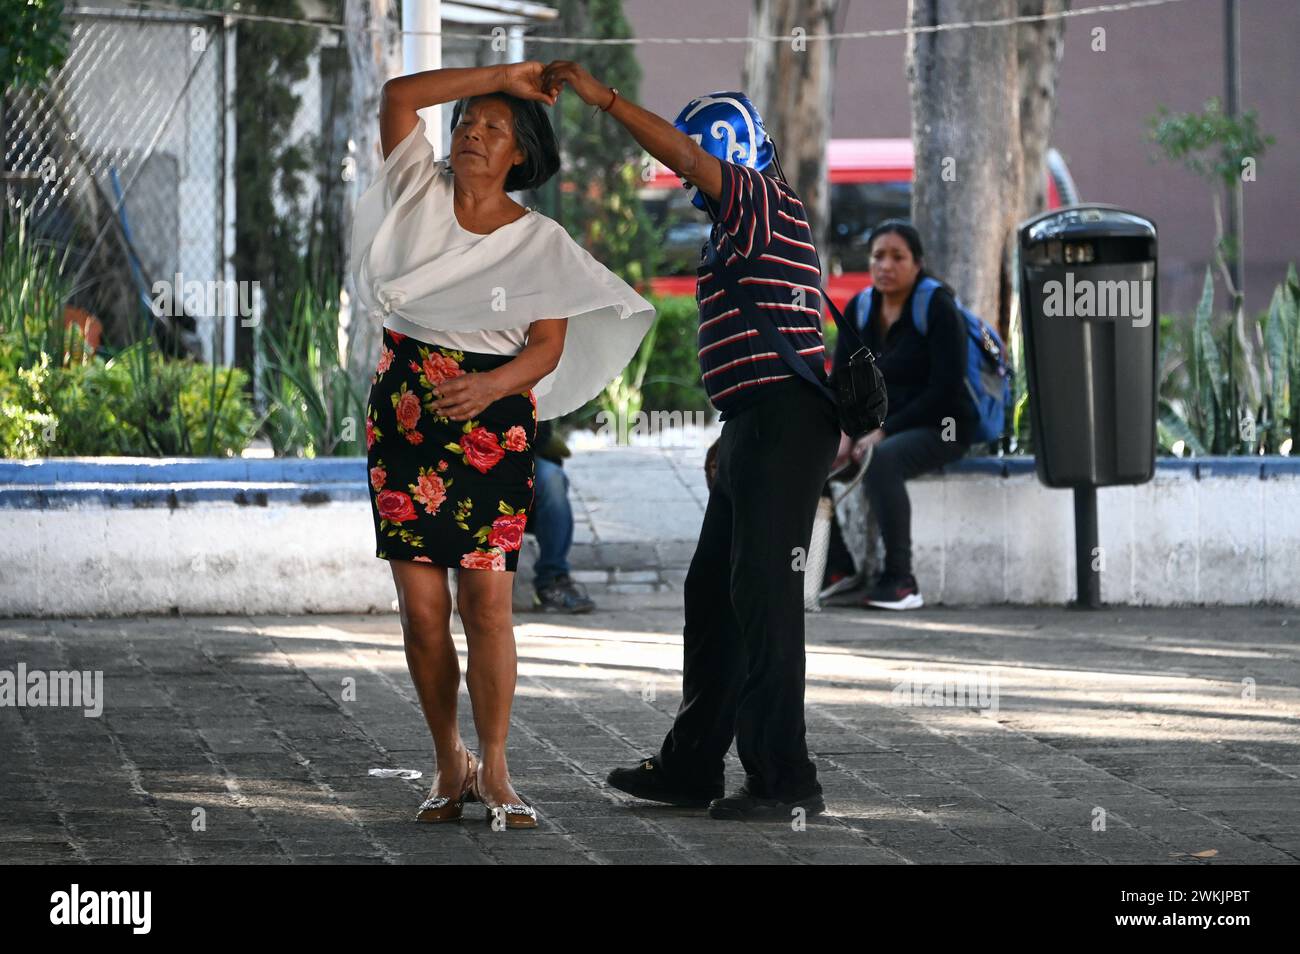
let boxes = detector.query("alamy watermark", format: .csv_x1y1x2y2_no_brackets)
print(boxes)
0,664,103,717
150,274,260,326
890,667,999,716
1041,272,1152,327
593,409,712,446
49,884,150,934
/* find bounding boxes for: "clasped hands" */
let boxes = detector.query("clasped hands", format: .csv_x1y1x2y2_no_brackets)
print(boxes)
500,60,611,109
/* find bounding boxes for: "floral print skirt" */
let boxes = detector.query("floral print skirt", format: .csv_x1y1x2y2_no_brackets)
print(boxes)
366,326,536,572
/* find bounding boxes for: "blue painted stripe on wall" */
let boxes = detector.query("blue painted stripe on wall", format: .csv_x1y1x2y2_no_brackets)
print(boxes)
0,483,369,509
0,457,368,485
2,455,1298,510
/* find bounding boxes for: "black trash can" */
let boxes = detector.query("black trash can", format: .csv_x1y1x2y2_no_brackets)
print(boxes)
1017,204,1158,605
1020,204,1159,486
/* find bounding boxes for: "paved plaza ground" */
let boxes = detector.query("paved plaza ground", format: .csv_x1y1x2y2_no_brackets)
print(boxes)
2,601,1297,865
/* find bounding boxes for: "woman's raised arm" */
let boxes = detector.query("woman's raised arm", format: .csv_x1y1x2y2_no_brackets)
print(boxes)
379,63,557,159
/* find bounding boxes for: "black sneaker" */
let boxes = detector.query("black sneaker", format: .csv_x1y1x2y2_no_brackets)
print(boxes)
606,756,723,808
708,786,826,821
533,574,595,614
862,572,924,610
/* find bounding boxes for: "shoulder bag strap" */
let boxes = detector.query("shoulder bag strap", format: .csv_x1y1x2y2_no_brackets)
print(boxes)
711,263,836,404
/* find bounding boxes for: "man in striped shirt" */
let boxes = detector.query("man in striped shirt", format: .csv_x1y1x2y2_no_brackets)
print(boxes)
697,157,829,415
540,66,841,820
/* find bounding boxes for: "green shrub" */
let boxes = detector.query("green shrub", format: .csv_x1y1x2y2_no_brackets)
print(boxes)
1158,264,1299,455
102,346,257,456
0,343,256,458
639,294,710,415
255,272,364,457
559,293,710,437
1,200,257,458
0,349,58,458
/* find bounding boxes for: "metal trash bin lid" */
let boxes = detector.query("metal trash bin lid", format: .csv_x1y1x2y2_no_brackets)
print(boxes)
1021,204,1156,244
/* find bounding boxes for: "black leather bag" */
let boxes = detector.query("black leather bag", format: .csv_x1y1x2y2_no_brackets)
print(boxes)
710,261,887,438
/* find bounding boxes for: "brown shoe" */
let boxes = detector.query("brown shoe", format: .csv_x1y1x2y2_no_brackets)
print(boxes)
471,764,538,830
415,749,477,823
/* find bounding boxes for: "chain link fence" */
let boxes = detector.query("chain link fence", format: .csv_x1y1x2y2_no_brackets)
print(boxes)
2,6,234,363
2,4,561,379
3,5,357,372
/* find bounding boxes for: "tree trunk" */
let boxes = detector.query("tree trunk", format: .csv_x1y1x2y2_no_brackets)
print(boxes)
343,0,401,396
744,0,841,266
908,0,1023,328
1018,0,1069,219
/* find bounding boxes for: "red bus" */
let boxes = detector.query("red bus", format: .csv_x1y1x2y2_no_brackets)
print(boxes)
638,140,1078,312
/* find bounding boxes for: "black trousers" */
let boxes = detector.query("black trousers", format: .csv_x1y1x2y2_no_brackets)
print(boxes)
658,378,840,800
864,427,968,577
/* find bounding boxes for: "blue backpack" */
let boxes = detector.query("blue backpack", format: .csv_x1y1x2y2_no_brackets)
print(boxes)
852,276,1011,444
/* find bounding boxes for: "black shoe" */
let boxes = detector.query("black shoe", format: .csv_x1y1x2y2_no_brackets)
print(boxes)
707,786,827,821
861,572,924,610
606,756,723,808
533,574,595,614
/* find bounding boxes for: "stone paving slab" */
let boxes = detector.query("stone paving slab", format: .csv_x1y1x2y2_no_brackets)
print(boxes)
1,605,1298,865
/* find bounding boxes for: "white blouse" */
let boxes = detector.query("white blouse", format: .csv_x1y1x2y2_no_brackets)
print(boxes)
382,310,527,356
349,115,656,421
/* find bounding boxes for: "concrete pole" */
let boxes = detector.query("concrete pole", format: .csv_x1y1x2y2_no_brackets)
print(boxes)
1224,0,1243,307
223,14,238,368
403,0,442,157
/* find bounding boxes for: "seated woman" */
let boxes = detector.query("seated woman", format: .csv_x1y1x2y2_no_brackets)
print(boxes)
831,220,976,610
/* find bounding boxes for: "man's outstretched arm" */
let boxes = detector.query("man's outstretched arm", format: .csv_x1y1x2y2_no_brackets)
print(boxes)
540,60,723,202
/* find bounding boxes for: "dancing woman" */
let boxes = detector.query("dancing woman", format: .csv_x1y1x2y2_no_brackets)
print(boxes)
350,62,654,829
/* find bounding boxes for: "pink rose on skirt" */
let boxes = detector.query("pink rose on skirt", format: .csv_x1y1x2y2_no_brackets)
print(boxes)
422,351,464,386
376,490,416,523
503,425,528,452
413,472,448,515
460,548,506,571
395,390,422,431
488,512,527,552
461,426,505,474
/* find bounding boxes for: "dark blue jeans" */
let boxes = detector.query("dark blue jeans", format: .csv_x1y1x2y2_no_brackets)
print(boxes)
530,456,573,588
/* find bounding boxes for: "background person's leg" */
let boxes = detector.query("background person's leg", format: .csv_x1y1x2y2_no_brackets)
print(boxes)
864,427,968,578
824,507,857,584
529,456,573,590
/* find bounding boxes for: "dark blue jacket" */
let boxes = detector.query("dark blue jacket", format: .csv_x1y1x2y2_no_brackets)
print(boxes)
833,277,977,445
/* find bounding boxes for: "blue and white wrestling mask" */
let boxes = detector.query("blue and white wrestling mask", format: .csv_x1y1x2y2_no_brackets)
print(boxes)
672,91,774,211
